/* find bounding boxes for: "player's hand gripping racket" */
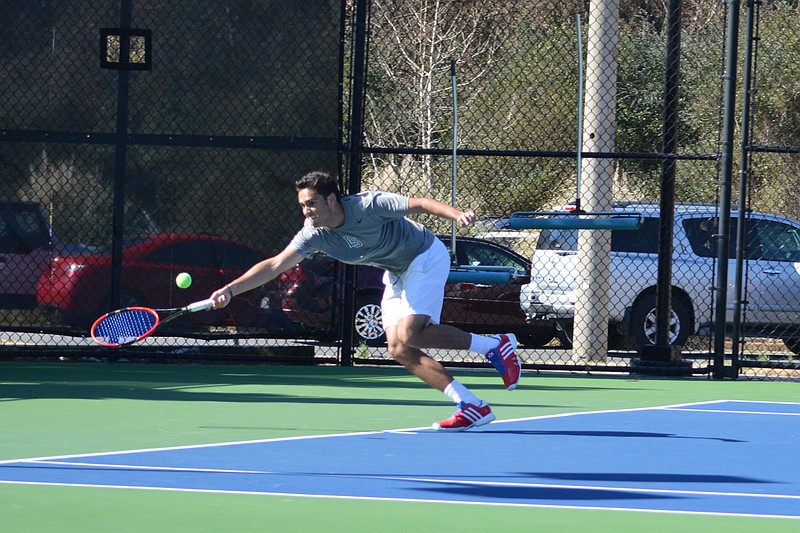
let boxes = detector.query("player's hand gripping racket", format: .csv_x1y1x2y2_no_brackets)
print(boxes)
91,298,215,347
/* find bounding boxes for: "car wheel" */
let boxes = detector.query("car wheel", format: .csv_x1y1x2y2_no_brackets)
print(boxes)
555,322,573,348
85,290,147,327
608,329,630,350
554,322,626,349
519,331,556,348
119,290,147,309
782,338,800,355
628,292,691,351
89,291,147,318
354,292,385,346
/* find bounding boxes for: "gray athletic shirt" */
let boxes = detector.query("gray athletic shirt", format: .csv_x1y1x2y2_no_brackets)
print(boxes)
288,191,435,274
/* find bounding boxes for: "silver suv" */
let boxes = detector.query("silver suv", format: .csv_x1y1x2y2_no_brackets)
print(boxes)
519,203,800,353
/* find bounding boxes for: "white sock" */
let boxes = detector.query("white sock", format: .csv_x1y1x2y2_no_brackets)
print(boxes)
444,380,483,406
469,333,500,355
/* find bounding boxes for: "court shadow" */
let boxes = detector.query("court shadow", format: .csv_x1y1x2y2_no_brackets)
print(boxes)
477,429,744,443
0,381,457,406
522,472,772,484
416,483,676,502
0,362,585,406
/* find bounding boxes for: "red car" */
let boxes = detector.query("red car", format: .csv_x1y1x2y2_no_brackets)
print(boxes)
37,233,272,330
270,236,557,346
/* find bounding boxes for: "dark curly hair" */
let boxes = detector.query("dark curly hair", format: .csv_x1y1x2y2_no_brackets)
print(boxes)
294,171,341,201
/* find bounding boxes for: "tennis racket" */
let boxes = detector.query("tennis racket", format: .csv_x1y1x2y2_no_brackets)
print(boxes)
90,298,215,347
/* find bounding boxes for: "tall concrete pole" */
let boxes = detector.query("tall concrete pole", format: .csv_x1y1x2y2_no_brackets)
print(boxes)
573,0,619,362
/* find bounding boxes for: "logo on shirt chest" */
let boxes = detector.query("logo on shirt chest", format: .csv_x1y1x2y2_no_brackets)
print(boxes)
343,235,363,248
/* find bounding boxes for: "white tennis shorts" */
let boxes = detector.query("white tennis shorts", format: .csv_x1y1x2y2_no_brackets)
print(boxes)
381,237,450,329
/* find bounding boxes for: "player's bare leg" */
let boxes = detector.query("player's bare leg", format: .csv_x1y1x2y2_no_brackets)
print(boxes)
385,324,454,391
386,319,496,431
395,314,471,351
395,313,521,392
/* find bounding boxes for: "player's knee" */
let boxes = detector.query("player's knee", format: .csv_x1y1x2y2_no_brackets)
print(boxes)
386,337,410,361
395,323,423,348
395,331,417,351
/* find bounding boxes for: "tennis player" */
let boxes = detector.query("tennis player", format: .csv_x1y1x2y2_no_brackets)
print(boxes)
209,171,520,431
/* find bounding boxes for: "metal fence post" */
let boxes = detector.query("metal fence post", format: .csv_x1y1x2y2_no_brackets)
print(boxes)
714,0,741,379
341,0,370,366
109,0,134,314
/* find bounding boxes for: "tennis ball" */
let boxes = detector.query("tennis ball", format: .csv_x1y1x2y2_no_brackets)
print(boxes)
175,272,192,289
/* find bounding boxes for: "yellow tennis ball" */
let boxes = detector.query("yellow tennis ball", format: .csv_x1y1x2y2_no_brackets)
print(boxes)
175,272,192,289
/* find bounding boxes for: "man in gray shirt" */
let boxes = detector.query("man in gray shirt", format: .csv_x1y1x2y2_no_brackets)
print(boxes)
210,171,520,431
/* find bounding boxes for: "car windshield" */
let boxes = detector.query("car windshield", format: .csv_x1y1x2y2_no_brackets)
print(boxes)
0,204,51,252
536,228,578,251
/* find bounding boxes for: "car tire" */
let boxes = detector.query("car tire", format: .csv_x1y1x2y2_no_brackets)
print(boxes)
119,290,147,309
554,322,573,348
781,338,800,355
628,292,691,351
354,292,385,346
608,328,630,350
554,322,626,349
83,290,147,329
519,331,556,348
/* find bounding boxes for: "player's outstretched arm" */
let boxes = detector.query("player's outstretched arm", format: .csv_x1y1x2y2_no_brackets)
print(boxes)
210,246,305,309
407,197,475,227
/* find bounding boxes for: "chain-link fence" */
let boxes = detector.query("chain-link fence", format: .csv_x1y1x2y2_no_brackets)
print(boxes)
1,0,798,380
735,0,800,379
1,0,343,363
355,0,798,380
355,0,728,376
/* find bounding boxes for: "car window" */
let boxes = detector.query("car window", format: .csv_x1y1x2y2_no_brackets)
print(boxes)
536,218,658,254
684,217,719,257
217,243,263,270
749,219,800,262
146,241,220,268
458,241,527,271
0,218,16,252
0,206,50,253
611,217,659,253
537,229,577,251
683,216,800,262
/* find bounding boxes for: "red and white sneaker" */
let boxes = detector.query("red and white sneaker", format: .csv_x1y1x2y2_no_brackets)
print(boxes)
486,333,521,390
433,402,495,431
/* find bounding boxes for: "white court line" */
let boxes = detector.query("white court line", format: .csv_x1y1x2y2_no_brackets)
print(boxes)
1,478,799,521
666,407,800,416
20,460,279,475
0,428,398,466
3,478,800,520
12,459,800,502
723,400,800,405
2,400,799,520
0,399,775,466
662,399,800,416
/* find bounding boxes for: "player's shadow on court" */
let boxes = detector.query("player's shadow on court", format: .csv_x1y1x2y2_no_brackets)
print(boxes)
523,472,771,484
476,429,744,442
416,483,675,501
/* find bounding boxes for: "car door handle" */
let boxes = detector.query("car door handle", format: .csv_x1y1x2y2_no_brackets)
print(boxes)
457,283,491,290
763,268,782,275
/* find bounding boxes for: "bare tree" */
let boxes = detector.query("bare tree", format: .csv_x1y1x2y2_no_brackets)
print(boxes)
364,0,514,192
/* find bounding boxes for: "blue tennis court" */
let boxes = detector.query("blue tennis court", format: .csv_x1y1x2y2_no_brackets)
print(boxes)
2,400,798,519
